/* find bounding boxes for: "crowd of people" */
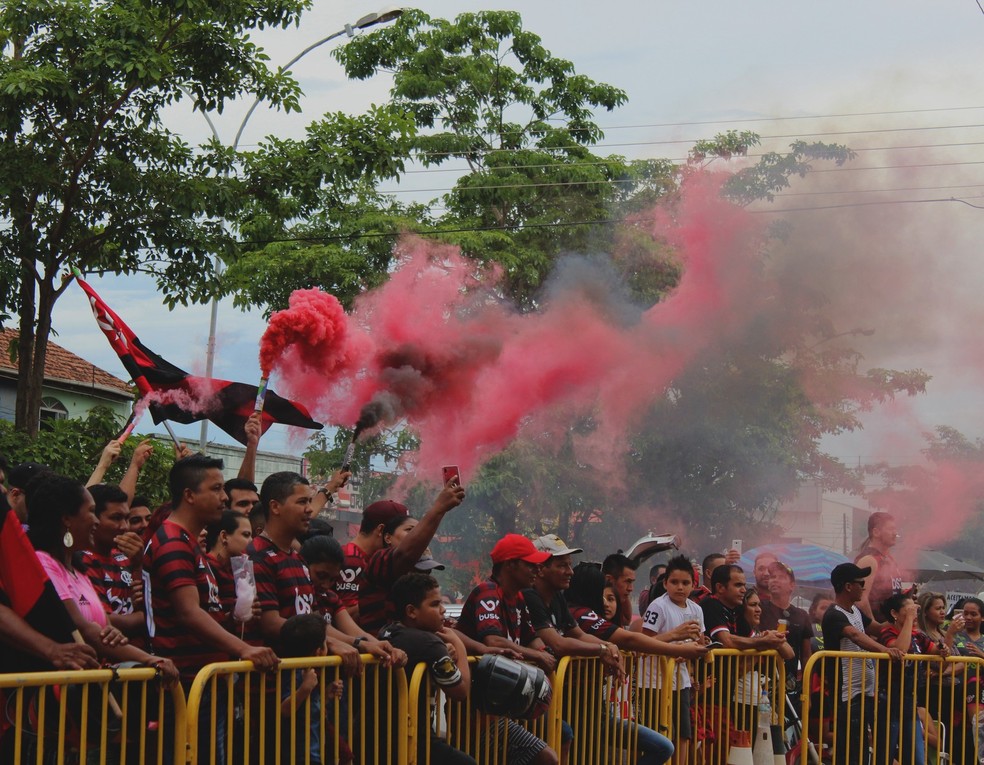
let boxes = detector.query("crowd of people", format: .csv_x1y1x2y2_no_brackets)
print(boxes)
0,426,982,765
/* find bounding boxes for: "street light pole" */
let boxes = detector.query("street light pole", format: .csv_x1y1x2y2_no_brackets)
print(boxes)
196,7,403,451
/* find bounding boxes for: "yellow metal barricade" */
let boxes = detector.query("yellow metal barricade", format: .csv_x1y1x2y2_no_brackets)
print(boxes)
185,655,406,765
0,665,186,765
685,648,785,765
801,650,984,765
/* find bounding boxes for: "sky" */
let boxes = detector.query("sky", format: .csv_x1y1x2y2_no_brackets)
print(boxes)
47,0,984,462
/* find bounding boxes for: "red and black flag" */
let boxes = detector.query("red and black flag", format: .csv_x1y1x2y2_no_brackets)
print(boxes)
75,275,322,445
0,507,76,671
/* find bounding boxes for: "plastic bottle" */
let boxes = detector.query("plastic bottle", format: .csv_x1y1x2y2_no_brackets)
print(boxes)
753,691,774,765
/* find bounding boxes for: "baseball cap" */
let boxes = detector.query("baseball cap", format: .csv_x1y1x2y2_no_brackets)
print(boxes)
415,549,446,572
532,534,583,557
9,462,50,489
830,562,872,590
363,500,408,528
490,534,551,565
767,560,796,581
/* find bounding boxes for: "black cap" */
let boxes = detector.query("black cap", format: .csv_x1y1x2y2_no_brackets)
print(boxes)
8,462,49,489
830,562,872,590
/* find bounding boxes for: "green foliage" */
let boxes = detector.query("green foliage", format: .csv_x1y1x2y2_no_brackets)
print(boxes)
0,406,176,505
333,10,676,307
0,0,315,434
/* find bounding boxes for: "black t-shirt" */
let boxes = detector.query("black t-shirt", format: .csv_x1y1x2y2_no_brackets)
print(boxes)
761,600,811,683
701,596,749,640
378,621,463,745
522,587,577,635
379,622,462,690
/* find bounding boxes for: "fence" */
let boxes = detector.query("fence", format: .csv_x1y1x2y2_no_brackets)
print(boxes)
5,648,975,764
185,655,406,765
0,664,186,765
801,650,984,765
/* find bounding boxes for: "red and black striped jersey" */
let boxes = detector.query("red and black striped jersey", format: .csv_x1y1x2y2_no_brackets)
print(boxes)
358,547,411,637
458,580,537,646
78,548,135,616
248,535,315,619
143,520,227,682
335,542,369,610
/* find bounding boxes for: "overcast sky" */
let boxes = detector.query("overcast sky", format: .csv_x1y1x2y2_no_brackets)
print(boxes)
49,1,984,459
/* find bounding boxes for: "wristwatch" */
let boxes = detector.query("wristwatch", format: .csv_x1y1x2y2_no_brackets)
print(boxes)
353,637,366,650
317,487,334,504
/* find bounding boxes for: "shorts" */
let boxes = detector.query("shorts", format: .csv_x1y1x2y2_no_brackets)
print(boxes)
671,687,693,740
480,718,549,765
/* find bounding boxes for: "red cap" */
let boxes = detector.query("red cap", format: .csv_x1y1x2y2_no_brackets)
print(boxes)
363,500,408,528
490,534,552,565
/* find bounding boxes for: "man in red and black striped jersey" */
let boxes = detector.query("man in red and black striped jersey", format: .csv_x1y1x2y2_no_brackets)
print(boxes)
144,454,278,686
79,483,144,637
335,499,408,621
301,534,407,667
457,534,556,674
248,471,361,675
357,476,465,637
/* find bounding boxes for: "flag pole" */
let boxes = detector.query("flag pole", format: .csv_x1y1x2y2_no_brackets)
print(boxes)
161,420,183,450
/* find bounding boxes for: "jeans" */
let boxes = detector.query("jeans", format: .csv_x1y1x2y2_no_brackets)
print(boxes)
617,718,675,765
833,693,874,765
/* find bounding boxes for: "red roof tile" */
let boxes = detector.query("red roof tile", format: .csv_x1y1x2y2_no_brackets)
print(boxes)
0,328,132,397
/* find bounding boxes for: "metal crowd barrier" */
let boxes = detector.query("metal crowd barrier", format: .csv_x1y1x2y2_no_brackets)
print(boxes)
801,650,984,765
0,665,186,765
185,655,406,765
0,647,799,765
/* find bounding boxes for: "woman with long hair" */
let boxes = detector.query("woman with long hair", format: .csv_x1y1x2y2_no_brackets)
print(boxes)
25,473,178,682
566,562,679,765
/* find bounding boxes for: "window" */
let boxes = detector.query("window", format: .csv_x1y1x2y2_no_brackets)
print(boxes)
39,396,68,427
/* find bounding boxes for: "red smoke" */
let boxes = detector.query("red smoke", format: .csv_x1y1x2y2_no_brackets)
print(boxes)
258,288,372,408
259,173,774,480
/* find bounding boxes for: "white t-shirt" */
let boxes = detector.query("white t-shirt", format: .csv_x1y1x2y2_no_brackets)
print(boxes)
641,592,705,689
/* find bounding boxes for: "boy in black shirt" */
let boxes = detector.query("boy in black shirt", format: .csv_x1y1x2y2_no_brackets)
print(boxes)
380,573,476,765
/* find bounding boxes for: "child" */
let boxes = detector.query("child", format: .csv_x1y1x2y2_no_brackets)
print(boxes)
642,555,707,765
279,614,348,765
379,573,478,765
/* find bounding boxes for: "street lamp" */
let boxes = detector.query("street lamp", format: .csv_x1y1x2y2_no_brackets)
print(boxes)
197,7,404,450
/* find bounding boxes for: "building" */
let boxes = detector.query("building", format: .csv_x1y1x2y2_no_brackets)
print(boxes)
775,480,873,555
0,328,132,424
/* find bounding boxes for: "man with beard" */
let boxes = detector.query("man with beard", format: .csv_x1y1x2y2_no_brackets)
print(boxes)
457,534,556,673
457,534,558,765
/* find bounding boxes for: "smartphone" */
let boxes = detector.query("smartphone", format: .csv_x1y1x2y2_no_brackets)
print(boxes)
731,539,742,555
442,465,460,486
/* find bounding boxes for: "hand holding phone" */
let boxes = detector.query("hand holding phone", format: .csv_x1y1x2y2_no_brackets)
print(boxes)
442,465,460,487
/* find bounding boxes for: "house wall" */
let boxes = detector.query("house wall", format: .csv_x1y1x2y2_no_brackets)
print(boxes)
775,480,871,556
0,378,130,422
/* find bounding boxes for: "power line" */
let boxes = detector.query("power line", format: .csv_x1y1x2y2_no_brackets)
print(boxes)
406,123,984,161
588,105,984,131
236,195,984,247
750,195,984,214
379,174,984,199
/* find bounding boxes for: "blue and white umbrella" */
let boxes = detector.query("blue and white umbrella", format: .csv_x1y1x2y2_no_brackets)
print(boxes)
737,543,849,586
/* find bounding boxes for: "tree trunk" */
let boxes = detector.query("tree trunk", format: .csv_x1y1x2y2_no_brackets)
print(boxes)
14,272,57,438
13,259,37,436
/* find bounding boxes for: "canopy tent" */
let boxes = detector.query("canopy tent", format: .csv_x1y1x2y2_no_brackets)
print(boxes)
738,543,849,586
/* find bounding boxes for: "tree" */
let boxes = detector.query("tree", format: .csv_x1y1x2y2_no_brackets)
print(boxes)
334,9,676,308
0,0,320,435
0,0,415,436
222,106,420,314
0,406,176,506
